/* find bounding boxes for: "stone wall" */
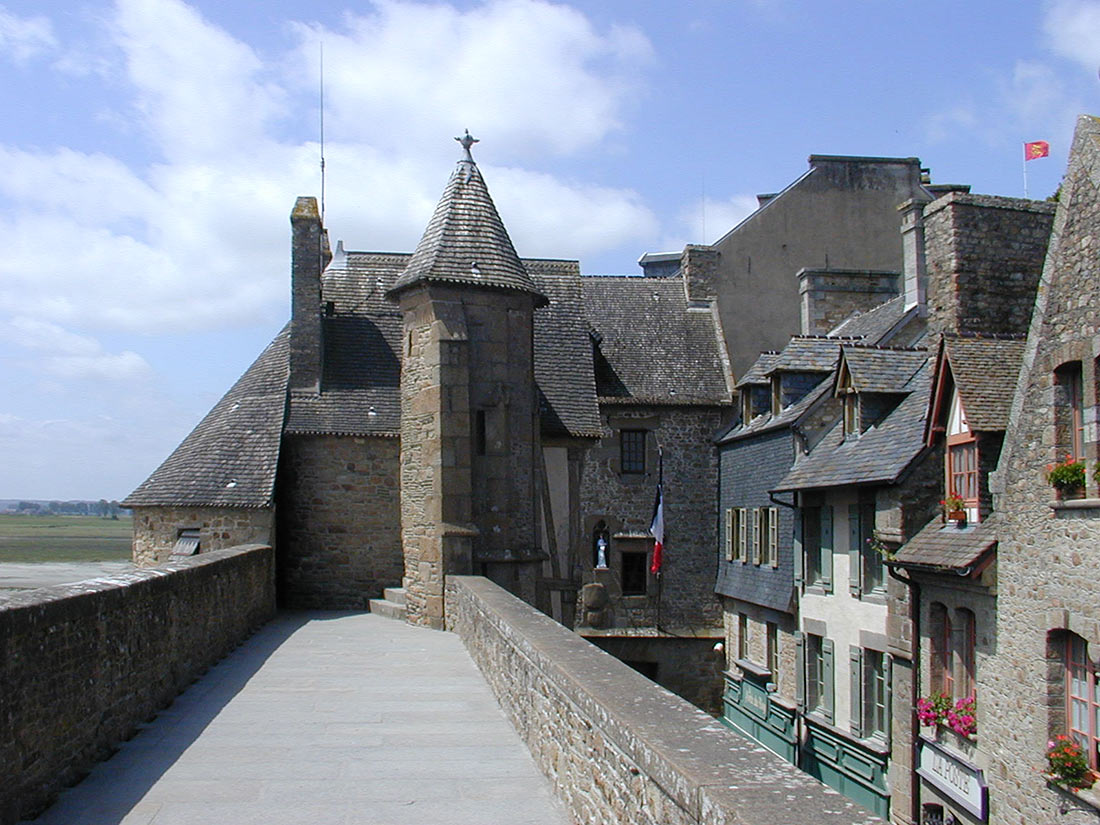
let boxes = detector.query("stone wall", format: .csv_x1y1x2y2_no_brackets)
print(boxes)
923,192,1054,338
275,434,402,608
577,404,725,631
0,545,275,825
131,505,274,565
446,575,883,825
984,116,1100,823
798,269,900,336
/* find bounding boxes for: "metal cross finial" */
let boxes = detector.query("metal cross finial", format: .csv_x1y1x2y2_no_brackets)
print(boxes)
455,129,479,162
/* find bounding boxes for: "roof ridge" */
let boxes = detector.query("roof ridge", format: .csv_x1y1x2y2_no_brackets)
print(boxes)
843,343,928,352
942,331,1027,341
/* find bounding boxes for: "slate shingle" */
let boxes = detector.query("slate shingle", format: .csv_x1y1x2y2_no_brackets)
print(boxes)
827,294,909,341
764,336,849,375
735,351,780,388
943,335,1026,431
893,514,998,571
387,160,547,305
840,345,928,394
124,326,290,508
773,357,933,491
582,277,731,405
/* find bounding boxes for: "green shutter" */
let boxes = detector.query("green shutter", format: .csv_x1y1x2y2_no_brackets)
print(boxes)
822,637,835,724
793,510,804,588
848,503,861,596
849,645,864,738
795,631,805,711
820,505,834,593
885,654,894,748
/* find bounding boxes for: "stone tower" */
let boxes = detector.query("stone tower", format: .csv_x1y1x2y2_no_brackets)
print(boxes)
386,133,548,628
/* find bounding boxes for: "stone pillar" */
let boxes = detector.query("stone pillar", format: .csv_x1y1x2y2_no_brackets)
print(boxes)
290,196,324,393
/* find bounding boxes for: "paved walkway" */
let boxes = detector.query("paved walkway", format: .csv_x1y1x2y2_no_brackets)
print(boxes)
26,612,572,825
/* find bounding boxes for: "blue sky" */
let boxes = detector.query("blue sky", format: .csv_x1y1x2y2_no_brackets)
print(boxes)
0,0,1095,500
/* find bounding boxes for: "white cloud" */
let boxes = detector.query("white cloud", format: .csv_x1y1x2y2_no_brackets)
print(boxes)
0,6,57,65
0,317,151,380
657,193,758,254
1044,0,1100,70
290,0,652,160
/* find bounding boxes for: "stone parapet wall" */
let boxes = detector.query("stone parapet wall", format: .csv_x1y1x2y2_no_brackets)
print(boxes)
447,575,882,825
0,545,275,825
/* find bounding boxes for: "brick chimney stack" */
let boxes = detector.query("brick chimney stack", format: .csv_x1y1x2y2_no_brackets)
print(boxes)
290,196,324,393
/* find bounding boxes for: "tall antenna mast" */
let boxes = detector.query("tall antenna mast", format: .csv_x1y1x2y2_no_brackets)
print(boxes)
319,41,326,222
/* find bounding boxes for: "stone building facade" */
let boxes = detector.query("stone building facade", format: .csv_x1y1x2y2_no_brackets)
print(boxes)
982,115,1100,823
125,138,731,705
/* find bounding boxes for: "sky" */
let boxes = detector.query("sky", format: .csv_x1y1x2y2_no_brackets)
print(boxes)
0,0,1097,501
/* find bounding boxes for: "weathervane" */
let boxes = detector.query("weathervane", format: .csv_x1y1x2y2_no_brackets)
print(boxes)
455,129,479,161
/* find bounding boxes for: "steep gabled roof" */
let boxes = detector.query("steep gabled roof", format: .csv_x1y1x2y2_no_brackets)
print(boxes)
387,157,546,305
583,277,731,406
735,351,780,388
837,345,927,394
124,327,290,508
941,334,1026,431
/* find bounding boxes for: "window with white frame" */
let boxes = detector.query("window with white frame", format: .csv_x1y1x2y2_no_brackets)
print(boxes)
737,507,748,563
1065,633,1100,770
724,508,734,562
752,508,762,565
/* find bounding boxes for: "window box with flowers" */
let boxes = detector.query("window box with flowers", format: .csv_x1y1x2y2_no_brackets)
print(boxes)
1047,456,1086,501
940,494,966,524
917,693,977,739
1046,735,1097,791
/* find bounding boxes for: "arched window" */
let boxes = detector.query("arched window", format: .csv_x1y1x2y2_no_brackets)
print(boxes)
1064,632,1100,770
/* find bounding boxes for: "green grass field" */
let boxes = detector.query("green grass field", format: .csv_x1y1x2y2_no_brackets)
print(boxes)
0,514,133,563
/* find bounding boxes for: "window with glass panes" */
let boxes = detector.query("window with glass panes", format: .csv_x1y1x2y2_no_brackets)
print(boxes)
1066,634,1100,770
738,613,749,660
807,634,826,713
948,438,978,503
620,429,646,474
863,649,887,738
766,622,779,681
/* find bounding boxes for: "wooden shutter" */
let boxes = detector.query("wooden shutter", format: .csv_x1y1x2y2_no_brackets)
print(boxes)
885,654,894,747
793,509,804,587
820,505,834,593
848,503,861,596
849,645,864,738
738,508,748,562
768,507,779,567
724,508,734,561
752,508,762,565
822,637,835,724
795,631,805,711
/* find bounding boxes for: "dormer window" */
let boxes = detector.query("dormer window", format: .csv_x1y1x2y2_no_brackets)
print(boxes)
771,376,781,415
741,391,753,424
843,393,860,437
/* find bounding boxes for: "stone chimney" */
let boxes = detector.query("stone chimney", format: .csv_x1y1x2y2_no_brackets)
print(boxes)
680,244,720,304
899,196,932,315
797,268,900,335
290,196,324,393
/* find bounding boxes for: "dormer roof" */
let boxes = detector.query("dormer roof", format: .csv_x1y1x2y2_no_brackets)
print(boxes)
764,335,855,376
387,137,547,306
835,345,927,395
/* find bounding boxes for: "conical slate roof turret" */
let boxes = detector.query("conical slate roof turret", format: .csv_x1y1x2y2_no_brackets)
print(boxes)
387,132,547,306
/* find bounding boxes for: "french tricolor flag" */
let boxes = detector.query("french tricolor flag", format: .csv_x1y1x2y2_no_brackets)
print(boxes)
649,456,665,575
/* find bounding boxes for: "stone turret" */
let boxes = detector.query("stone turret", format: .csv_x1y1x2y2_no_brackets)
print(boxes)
387,133,546,628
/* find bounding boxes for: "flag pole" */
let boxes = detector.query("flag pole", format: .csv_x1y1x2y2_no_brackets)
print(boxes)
1023,143,1029,199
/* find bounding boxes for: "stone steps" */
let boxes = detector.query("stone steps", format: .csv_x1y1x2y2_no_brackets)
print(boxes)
368,587,406,620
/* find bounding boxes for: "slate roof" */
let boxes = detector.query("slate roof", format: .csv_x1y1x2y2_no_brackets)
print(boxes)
773,356,933,491
827,294,909,341
583,277,731,405
764,336,850,375
285,250,600,439
735,351,780,388
839,345,927,394
387,159,547,306
892,514,998,572
124,327,290,508
942,334,1026,431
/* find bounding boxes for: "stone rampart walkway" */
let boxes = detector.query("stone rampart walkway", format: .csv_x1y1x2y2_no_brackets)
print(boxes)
26,612,572,825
